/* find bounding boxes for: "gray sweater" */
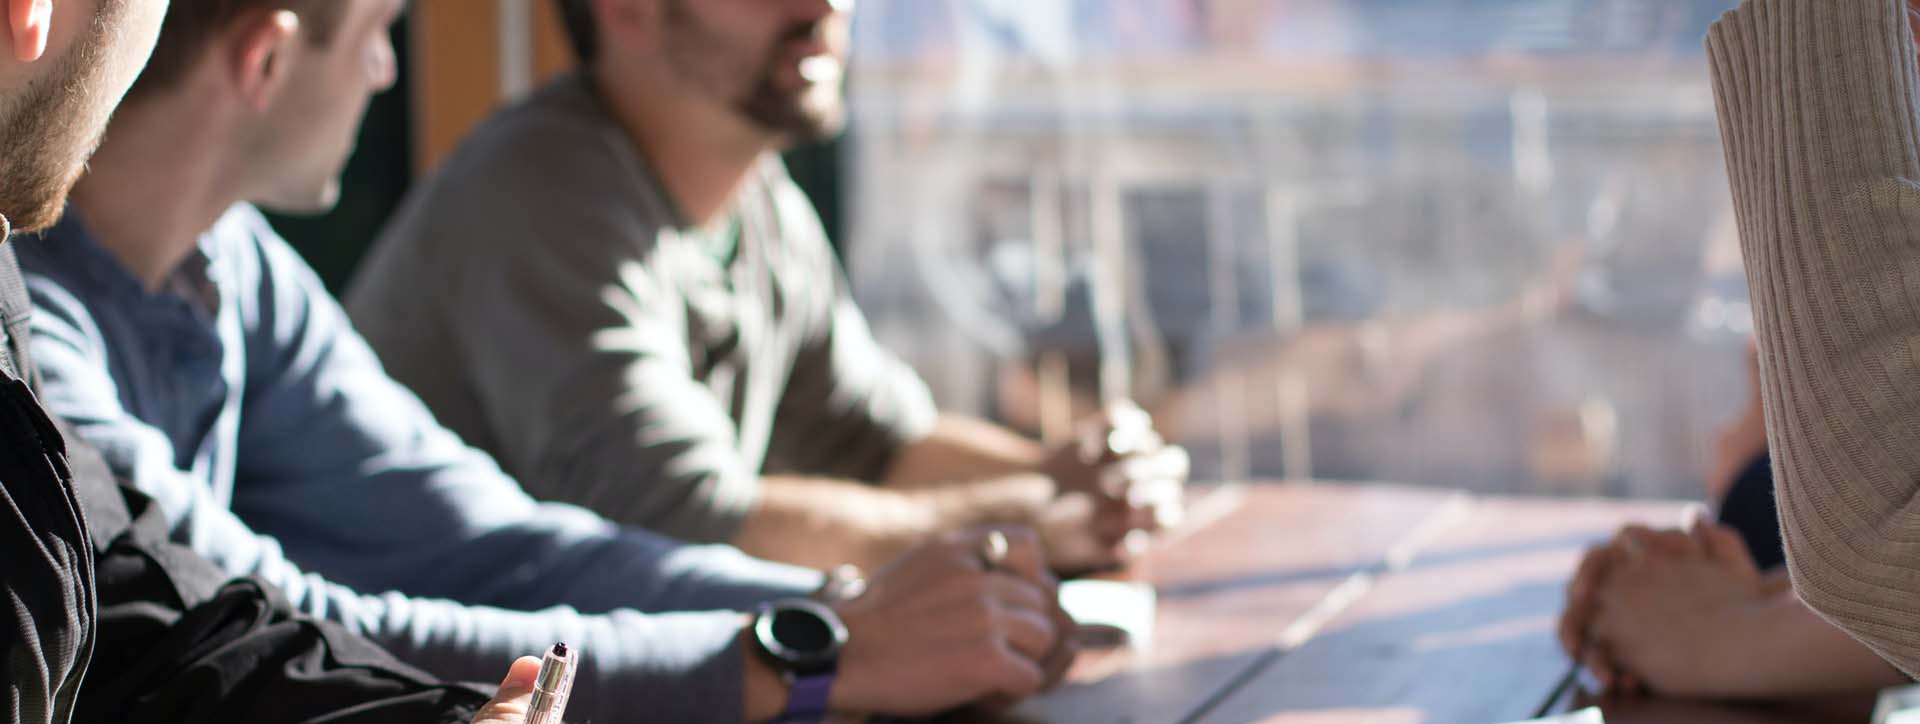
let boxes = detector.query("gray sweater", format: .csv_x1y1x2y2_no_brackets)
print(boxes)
1711,0,1920,676
347,73,938,544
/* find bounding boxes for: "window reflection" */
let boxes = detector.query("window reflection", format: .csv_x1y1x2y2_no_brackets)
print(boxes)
846,0,1747,499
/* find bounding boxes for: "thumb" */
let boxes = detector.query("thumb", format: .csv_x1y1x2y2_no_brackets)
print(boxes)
472,656,543,724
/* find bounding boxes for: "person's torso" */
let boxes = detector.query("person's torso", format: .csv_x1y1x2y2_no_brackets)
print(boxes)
0,240,96,724
350,73,837,479
20,209,262,519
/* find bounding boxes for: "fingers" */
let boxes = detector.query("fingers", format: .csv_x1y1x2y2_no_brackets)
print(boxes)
1099,400,1160,458
1560,544,1613,656
1580,640,1620,693
991,597,1061,663
1099,445,1189,500
976,526,1052,589
981,569,1054,615
1043,598,1079,687
471,656,543,724
984,639,1049,699
1084,446,1188,550
1691,521,1760,579
1040,634,1079,690
1074,400,1165,466
1616,525,1697,562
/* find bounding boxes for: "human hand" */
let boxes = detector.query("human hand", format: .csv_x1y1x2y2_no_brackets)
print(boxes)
1037,401,1190,568
830,527,1077,716
1561,522,1766,696
1559,525,1693,691
471,656,542,724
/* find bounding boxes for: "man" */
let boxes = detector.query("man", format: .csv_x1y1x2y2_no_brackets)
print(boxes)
1,2,169,720
0,1,539,722
346,0,1189,574
22,1,1073,722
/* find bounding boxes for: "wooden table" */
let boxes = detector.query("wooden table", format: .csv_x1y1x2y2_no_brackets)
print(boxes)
975,481,1877,724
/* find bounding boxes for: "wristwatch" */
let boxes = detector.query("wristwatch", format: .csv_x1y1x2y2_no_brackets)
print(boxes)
752,598,849,723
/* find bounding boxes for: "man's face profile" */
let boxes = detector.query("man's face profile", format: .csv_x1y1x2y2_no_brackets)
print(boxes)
250,0,403,215
659,0,853,145
0,0,167,233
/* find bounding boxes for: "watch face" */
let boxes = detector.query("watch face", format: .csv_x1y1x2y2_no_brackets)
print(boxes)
772,607,835,652
757,599,848,673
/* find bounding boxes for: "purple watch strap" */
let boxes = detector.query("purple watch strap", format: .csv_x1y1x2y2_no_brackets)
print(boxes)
776,669,835,723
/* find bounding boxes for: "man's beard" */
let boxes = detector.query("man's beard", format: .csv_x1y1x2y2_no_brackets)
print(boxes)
663,1,847,146
0,0,128,234
737,70,845,146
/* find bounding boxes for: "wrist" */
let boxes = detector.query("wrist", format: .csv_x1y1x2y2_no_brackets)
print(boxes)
741,620,790,723
744,599,849,723
1694,593,1777,697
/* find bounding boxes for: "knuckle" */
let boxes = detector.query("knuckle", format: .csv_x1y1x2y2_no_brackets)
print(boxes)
974,599,1003,632
954,569,992,595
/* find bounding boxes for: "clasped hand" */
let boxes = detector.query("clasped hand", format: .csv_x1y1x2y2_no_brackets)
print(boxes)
1557,519,1777,697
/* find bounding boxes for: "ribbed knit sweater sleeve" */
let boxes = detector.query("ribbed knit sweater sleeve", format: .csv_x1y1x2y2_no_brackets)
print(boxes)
1710,0,1920,676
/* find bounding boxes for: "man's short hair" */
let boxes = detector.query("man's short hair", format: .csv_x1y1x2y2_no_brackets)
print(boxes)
130,0,348,99
555,0,596,63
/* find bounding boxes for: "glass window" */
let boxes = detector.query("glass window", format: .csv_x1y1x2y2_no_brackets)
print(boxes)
845,0,1747,499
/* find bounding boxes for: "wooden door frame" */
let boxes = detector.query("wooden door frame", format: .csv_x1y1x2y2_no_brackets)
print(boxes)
408,0,577,174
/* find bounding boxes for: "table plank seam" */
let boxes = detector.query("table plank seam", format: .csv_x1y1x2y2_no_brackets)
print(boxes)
1175,493,1477,723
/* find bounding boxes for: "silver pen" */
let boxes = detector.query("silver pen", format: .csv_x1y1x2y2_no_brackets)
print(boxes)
526,642,576,724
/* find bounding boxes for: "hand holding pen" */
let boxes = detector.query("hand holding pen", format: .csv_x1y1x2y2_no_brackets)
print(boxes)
473,644,577,724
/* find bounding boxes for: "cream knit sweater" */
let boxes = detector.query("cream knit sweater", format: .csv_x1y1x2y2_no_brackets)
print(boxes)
1711,0,1920,676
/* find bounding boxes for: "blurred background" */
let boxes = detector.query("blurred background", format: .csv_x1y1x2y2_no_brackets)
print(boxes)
301,0,1748,502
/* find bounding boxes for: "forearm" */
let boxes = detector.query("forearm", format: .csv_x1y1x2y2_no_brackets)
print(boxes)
170,514,771,724
1703,591,1907,698
222,503,814,720
732,475,1054,570
466,512,825,614
229,524,789,723
884,415,1047,489
1710,0,1920,675
742,624,789,723
233,472,819,619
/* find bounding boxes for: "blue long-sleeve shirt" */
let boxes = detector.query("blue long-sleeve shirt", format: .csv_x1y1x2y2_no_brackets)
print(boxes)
18,205,825,723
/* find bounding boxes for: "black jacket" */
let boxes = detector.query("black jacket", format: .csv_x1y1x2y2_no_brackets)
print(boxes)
0,241,490,724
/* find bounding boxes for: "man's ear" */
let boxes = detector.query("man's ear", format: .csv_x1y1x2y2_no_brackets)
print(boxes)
228,9,300,113
8,0,51,62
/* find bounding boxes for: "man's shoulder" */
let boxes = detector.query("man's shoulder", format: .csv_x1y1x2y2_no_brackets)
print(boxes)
434,73,635,196
380,74,664,259
200,204,340,318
